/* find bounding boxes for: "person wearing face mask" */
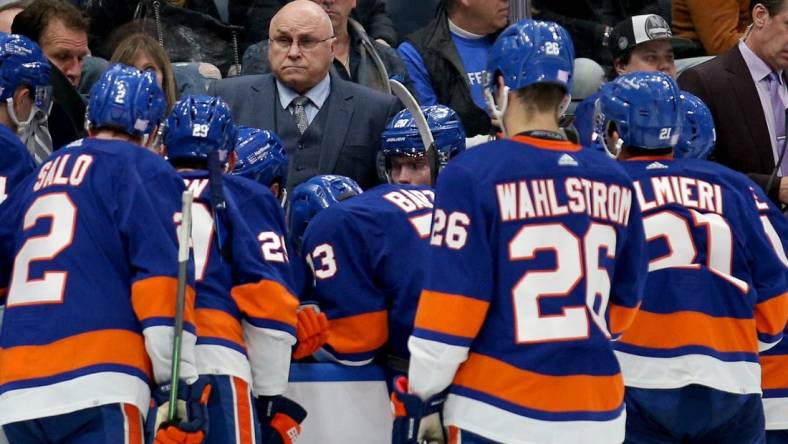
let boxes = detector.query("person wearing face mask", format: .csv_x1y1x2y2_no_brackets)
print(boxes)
0,33,51,200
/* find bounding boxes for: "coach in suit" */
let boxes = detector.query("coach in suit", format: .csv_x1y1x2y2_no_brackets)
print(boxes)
678,0,788,205
208,0,399,189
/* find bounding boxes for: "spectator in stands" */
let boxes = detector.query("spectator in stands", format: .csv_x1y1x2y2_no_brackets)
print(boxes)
248,0,397,47
209,0,399,190
533,1,674,63
532,0,620,66
0,1,26,33
353,0,397,46
672,0,750,55
398,0,508,137
574,14,682,147
12,0,88,152
111,33,178,112
242,0,408,94
679,0,788,205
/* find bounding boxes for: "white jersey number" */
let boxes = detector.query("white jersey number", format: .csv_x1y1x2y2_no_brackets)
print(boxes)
0,176,7,205
191,203,214,281
430,209,470,250
259,231,289,263
191,203,291,281
307,244,337,280
8,193,76,307
760,215,788,267
511,223,616,343
643,209,746,292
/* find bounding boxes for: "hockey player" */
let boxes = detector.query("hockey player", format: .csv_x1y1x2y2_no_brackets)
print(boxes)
392,19,650,444
678,88,788,442
163,95,304,444
761,223,788,443
231,125,313,307
285,174,363,360
233,126,289,204
595,71,788,443
298,105,465,369
286,175,363,256
0,64,207,444
0,33,50,204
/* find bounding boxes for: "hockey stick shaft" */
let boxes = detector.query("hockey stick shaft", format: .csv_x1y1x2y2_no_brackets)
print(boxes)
388,79,439,184
168,190,194,421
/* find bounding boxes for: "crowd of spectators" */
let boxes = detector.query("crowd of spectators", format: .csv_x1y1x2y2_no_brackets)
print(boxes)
0,0,784,207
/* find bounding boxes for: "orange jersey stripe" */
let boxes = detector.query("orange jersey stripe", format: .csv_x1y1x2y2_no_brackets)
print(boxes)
232,280,298,328
195,308,245,348
233,377,254,444
755,292,788,336
762,354,788,390
619,310,757,353
609,303,641,336
415,290,489,339
511,135,582,152
453,352,623,412
132,276,196,324
123,403,143,444
0,329,152,385
327,310,388,354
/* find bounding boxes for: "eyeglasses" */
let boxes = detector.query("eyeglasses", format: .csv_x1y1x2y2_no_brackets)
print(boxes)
271,35,335,51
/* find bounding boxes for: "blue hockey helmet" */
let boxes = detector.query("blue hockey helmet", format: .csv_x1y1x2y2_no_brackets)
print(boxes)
0,33,52,119
88,63,166,137
486,19,575,95
233,126,288,188
379,105,465,182
286,174,362,252
676,91,715,159
595,71,683,156
164,94,237,164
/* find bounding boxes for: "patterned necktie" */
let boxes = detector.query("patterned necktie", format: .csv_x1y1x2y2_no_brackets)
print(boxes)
292,96,310,134
24,119,53,165
767,72,786,174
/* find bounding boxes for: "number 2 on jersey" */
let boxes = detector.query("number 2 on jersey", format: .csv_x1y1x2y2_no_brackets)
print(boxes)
8,193,76,307
511,223,616,343
190,203,290,281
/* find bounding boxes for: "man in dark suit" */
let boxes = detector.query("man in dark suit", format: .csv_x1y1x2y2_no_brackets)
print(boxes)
678,0,788,206
209,0,399,190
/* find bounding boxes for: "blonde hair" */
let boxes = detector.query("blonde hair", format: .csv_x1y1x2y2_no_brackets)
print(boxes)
110,33,178,111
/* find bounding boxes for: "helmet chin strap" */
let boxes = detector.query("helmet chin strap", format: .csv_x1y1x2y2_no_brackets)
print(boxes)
484,85,509,138
558,93,572,119
6,97,36,131
279,188,288,209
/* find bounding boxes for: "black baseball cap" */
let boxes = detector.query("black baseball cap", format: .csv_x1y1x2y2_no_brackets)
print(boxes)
609,14,689,60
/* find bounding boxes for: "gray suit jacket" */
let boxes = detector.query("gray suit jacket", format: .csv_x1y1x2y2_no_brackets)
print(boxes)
208,73,400,189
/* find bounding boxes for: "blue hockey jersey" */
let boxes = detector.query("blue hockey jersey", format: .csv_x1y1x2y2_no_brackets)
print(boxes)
0,123,34,205
408,135,648,443
748,183,788,431
181,171,298,396
0,138,197,425
301,183,434,365
615,157,788,399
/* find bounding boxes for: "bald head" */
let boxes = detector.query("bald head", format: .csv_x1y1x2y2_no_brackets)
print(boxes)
268,0,336,94
270,0,333,38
